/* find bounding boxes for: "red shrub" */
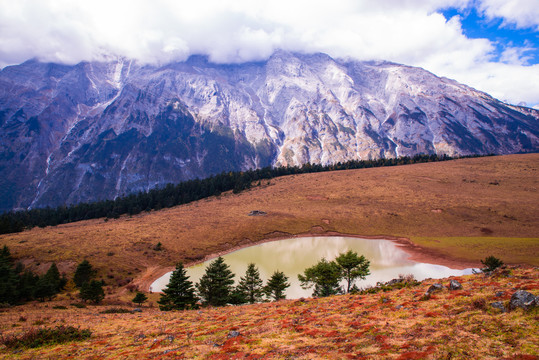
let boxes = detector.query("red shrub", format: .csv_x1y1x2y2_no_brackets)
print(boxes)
397,350,430,359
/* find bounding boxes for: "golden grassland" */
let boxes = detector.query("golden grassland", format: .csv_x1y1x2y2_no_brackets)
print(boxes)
1,267,538,359
1,153,538,287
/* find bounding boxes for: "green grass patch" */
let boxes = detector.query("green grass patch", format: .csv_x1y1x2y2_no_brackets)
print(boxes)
99,308,132,314
410,237,539,266
1,326,91,349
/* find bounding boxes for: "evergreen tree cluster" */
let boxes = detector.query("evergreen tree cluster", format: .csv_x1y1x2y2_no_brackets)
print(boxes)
0,154,462,234
158,258,290,310
0,245,66,305
73,260,104,304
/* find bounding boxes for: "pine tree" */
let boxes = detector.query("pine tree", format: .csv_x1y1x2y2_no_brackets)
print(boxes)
0,246,19,304
132,292,148,306
80,280,105,303
237,263,264,304
18,270,39,301
228,286,248,305
335,251,370,293
34,275,56,301
196,256,235,307
264,271,290,301
43,262,66,293
158,262,198,310
73,260,96,288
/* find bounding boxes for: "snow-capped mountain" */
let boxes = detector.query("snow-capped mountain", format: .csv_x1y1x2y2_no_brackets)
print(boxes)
0,51,537,211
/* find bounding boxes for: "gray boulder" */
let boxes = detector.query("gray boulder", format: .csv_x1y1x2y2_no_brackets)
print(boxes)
509,290,538,310
448,280,462,290
490,301,506,312
425,283,443,296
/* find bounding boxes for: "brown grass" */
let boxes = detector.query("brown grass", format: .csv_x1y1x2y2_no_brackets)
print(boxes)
1,154,538,289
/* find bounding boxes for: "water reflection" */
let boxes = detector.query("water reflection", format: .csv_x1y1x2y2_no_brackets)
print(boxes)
151,237,474,299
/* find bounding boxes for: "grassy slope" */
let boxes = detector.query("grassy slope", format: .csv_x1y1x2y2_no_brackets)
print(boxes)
0,153,538,285
0,267,537,359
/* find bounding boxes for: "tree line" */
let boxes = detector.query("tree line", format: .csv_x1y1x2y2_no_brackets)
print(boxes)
0,245,66,304
158,250,370,310
0,153,469,234
0,246,105,305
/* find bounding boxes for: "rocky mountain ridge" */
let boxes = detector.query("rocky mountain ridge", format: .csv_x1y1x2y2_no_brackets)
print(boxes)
0,51,538,211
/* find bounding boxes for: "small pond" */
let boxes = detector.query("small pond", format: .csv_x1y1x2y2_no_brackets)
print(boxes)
151,236,475,299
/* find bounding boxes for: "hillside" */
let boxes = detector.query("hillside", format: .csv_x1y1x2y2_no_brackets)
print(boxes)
1,154,538,289
0,266,537,359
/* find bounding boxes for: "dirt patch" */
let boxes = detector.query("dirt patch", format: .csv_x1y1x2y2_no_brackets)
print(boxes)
306,195,329,200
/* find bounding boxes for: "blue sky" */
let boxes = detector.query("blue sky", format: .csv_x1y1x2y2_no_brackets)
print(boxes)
0,0,538,107
442,6,538,65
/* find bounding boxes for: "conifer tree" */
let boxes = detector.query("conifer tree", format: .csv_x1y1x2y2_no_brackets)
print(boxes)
73,260,96,288
80,280,105,303
34,275,57,301
18,270,39,301
237,263,264,304
43,262,66,293
196,256,235,307
132,292,148,306
0,245,19,304
158,262,198,310
264,271,290,301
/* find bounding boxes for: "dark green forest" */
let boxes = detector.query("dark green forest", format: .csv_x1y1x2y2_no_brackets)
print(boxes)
0,153,479,234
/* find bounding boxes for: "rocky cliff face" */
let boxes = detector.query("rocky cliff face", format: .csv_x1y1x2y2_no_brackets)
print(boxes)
1,51,538,211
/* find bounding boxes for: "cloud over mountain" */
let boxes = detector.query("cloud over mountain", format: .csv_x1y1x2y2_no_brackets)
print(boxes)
0,0,538,105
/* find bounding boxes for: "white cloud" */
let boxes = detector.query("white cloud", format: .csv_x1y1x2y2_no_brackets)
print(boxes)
0,0,537,106
478,0,539,30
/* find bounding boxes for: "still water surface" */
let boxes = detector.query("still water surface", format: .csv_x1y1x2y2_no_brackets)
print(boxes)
151,236,474,298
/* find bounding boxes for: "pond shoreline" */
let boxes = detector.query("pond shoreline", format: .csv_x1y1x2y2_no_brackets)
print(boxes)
137,230,481,293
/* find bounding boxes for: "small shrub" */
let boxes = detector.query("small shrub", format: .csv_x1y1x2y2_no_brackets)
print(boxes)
153,242,163,251
99,308,132,314
481,256,504,272
71,303,86,308
52,305,67,310
1,326,91,349
472,298,487,311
